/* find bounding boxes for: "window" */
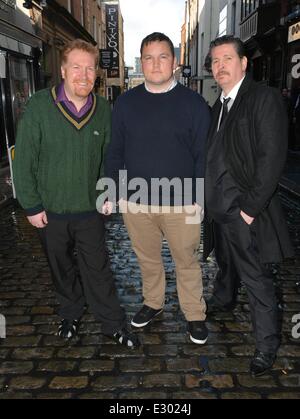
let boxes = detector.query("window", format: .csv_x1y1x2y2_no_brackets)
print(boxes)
232,1,237,34
93,16,97,42
80,0,85,26
241,0,260,20
219,5,228,37
98,25,102,47
67,0,72,14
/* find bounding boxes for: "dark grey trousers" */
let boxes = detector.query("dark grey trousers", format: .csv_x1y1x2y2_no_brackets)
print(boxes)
213,216,279,354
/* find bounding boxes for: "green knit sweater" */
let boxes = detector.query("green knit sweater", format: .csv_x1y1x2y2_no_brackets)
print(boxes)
13,88,111,215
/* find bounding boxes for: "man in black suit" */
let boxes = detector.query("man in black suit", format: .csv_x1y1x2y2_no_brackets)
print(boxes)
204,36,294,377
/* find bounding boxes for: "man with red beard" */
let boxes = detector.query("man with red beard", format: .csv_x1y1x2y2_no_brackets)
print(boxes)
13,40,139,348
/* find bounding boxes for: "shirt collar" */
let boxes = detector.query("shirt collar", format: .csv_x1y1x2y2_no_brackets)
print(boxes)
55,81,93,105
55,82,68,104
144,77,178,94
220,75,246,104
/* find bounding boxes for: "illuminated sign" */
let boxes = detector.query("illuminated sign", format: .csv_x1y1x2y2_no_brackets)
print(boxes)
292,54,300,80
100,49,113,69
288,22,300,43
106,3,120,78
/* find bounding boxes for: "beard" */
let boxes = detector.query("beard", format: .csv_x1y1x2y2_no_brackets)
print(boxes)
73,80,94,97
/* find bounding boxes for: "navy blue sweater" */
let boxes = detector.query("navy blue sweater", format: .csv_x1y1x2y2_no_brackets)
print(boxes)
105,83,211,205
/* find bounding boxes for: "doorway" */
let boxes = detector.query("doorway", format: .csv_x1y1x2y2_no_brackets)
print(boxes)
0,52,34,156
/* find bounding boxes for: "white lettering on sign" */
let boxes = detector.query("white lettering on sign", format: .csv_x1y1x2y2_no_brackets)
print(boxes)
289,22,300,43
292,54,300,79
106,4,120,78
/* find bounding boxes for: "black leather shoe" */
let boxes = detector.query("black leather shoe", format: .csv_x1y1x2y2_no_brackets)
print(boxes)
188,321,208,345
111,327,140,349
250,350,276,377
131,305,163,328
57,319,79,340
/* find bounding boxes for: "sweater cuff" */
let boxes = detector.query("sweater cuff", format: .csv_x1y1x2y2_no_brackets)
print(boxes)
25,205,45,216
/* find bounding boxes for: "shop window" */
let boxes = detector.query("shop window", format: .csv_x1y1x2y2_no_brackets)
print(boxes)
8,56,33,135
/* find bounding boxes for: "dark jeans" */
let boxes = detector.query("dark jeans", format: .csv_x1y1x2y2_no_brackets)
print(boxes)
39,213,126,335
213,216,279,354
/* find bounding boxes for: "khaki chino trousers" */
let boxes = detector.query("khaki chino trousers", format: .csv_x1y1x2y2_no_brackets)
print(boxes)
121,201,206,321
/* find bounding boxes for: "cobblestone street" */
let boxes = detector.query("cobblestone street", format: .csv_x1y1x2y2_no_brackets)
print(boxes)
0,191,299,399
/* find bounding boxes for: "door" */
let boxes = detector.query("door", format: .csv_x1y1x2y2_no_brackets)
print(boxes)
0,52,7,163
8,55,34,143
0,53,34,156
0,53,34,198
0,81,7,163
288,41,300,150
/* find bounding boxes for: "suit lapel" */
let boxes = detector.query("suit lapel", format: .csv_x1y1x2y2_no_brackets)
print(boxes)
208,75,253,144
206,75,254,159
223,76,252,129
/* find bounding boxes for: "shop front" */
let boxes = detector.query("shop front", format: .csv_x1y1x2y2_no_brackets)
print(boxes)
0,0,42,201
286,20,300,150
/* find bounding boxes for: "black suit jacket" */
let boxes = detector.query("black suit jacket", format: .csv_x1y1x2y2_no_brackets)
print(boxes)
204,75,294,263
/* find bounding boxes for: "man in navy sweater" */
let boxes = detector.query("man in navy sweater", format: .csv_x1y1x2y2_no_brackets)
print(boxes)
105,33,211,344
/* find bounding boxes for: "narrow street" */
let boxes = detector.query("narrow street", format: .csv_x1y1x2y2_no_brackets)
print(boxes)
0,190,299,399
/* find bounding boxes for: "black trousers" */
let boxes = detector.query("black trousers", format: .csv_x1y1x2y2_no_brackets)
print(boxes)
213,216,279,354
39,213,126,335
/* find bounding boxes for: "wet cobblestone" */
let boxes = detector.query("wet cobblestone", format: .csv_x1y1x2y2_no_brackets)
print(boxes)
0,192,299,399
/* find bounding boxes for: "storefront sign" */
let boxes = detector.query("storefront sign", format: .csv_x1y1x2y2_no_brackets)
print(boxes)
106,3,120,78
100,49,113,69
288,22,300,43
292,54,300,79
182,66,192,78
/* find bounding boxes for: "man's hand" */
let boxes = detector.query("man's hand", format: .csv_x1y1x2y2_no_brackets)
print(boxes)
102,201,114,216
194,203,205,221
27,211,48,229
240,210,254,225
